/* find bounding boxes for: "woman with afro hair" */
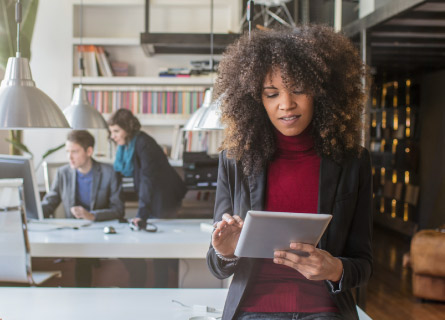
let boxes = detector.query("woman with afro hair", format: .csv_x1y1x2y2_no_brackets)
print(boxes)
207,25,372,320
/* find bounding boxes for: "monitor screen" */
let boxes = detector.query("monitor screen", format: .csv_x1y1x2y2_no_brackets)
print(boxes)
0,154,44,220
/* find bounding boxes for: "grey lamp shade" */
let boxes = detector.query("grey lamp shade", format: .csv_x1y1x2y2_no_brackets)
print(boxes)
63,85,108,129
182,88,213,131
197,93,224,130
0,56,70,129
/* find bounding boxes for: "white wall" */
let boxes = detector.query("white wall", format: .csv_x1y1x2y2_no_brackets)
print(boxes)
26,0,73,183
359,0,375,18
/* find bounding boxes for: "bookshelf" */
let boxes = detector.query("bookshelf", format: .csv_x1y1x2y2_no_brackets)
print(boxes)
369,78,420,236
68,0,243,165
70,0,240,159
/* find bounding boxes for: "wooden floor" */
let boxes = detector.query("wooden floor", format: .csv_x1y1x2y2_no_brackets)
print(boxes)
365,226,445,320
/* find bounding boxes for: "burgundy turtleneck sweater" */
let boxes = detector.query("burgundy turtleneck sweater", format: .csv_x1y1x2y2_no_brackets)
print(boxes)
240,125,339,313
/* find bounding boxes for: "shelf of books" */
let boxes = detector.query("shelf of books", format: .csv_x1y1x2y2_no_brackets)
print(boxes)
72,44,215,85
369,78,420,236
82,85,207,125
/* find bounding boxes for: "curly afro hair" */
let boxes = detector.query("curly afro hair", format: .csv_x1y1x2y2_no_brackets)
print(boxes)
214,25,369,176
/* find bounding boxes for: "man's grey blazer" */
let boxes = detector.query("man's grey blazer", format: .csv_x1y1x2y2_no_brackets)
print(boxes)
41,160,124,221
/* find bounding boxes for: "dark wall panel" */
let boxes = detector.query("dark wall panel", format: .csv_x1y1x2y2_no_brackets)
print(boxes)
419,70,445,229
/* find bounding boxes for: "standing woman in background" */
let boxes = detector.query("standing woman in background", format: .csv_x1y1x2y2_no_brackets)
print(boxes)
207,26,372,320
108,109,186,287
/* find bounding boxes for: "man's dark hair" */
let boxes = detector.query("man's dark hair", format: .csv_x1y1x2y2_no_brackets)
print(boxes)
67,130,95,151
107,109,141,143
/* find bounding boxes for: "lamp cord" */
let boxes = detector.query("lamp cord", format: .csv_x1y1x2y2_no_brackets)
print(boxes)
210,0,214,75
15,0,21,56
247,1,254,39
79,0,85,80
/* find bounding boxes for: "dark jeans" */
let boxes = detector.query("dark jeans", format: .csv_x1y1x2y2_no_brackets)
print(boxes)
236,312,343,320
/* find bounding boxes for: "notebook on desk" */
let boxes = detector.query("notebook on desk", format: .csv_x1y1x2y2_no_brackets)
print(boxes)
29,218,92,229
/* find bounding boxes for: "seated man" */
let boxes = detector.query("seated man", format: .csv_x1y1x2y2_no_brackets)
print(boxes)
42,130,124,221
41,130,124,286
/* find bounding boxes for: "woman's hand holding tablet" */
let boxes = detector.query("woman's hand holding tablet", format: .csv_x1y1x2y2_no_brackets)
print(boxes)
274,243,343,282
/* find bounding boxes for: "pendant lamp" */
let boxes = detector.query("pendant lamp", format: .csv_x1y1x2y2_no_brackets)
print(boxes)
63,0,107,129
196,93,224,130
182,0,225,131
63,85,107,129
193,0,255,130
182,88,213,131
0,1,69,129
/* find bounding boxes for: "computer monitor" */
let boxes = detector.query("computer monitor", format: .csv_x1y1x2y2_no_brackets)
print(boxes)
0,154,44,220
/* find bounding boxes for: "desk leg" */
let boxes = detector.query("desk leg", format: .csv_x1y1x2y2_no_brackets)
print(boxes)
178,259,231,288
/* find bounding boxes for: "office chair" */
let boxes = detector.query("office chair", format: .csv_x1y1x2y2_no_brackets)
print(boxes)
0,179,61,286
43,161,67,218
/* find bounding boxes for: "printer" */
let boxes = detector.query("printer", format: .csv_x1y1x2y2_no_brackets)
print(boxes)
182,152,218,189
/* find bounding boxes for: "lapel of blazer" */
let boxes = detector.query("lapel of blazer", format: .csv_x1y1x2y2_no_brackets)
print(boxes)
69,168,76,208
318,157,342,250
90,161,100,210
248,170,266,211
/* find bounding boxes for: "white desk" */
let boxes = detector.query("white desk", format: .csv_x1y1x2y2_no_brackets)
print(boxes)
0,288,227,320
28,219,221,288
28,219,212,258
0,287,372,320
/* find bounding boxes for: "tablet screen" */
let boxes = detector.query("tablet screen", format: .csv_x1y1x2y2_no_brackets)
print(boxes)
234,210,332,259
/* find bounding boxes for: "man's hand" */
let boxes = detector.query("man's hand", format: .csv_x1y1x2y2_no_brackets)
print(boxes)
212,213,244,258
70,206,95,221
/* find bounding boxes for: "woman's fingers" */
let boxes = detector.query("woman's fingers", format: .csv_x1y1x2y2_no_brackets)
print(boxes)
221,213,244,227
212,213,244,257
232,215,244,226
273,244,343,281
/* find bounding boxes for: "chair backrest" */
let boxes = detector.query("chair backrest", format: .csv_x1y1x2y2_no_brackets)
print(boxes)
0,179,33,284
43,161,68,218
43,161,68,193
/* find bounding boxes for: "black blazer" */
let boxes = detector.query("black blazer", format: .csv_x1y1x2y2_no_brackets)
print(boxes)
207,148,373,320
133,131,186,219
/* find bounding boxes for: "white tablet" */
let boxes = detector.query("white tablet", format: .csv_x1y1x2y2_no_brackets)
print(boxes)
234,210,332,259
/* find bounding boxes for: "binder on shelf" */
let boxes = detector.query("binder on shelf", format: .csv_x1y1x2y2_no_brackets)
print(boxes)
110,61,129,77
94,46,113,77
76,45,98,77
73,46,82,77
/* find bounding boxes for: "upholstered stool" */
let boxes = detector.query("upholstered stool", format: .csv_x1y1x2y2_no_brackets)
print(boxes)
410,229,445,301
